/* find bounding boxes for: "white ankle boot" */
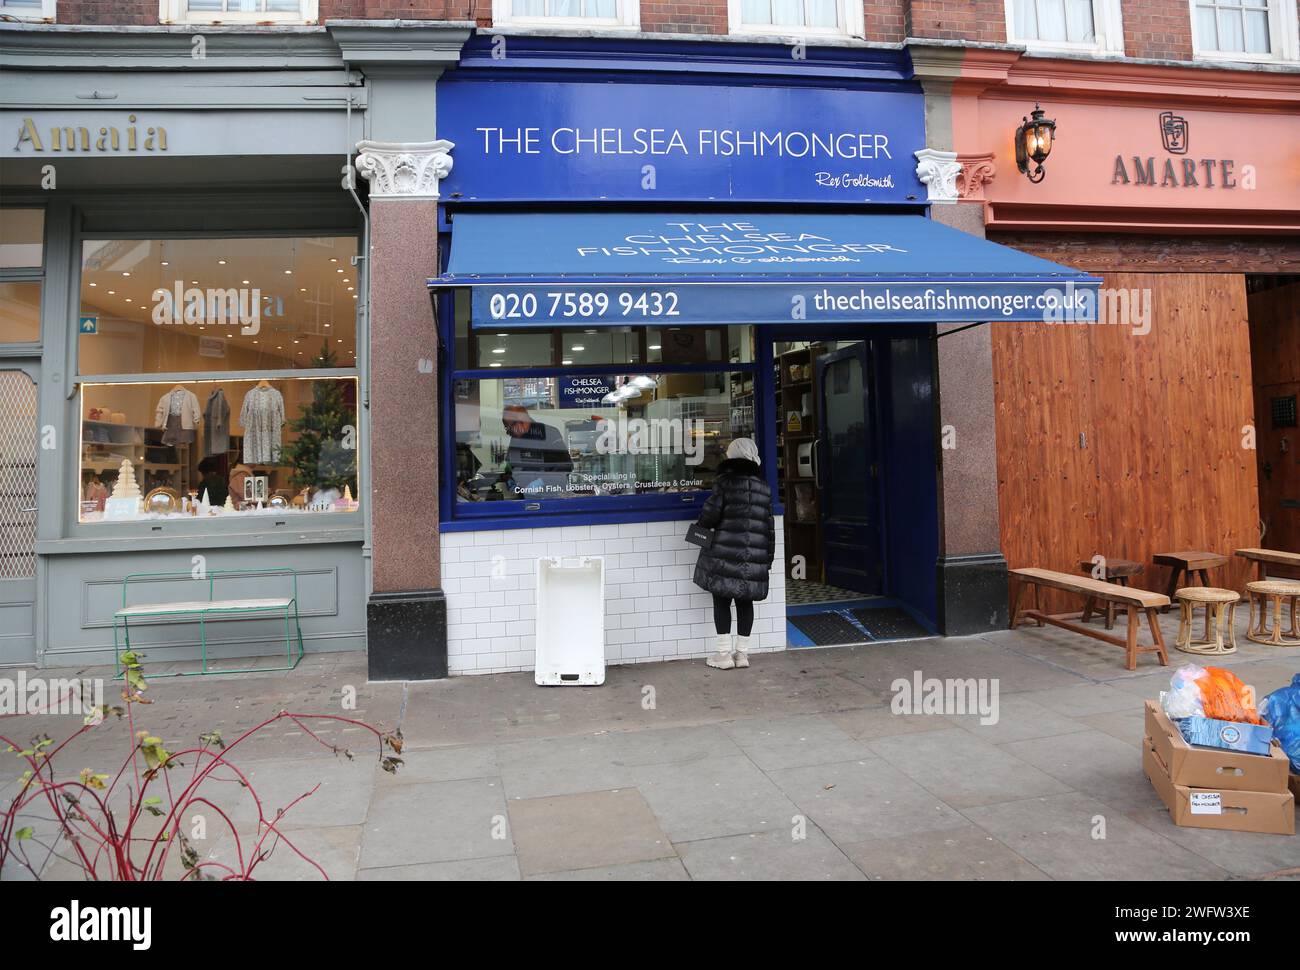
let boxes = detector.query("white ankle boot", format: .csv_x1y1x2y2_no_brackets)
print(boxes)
733,635,751,668
706,633,735,669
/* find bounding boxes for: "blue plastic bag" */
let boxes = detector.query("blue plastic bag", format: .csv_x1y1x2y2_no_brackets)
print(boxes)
1260,673,1300,774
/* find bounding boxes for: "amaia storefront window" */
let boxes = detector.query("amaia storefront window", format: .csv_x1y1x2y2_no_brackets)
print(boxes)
450,308,757,515
75,235,361,525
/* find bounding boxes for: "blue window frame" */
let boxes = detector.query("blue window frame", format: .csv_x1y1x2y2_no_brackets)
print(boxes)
437,280,766,532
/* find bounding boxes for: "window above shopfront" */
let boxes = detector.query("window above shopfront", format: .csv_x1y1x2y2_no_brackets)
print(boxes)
491,0,640,30
158,0,319,25
728,0,865,38
1190,0,1300,62
1005,0,1125,55
0,0,54,22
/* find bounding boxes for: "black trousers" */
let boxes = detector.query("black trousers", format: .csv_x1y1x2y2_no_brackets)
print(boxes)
712,594,755,637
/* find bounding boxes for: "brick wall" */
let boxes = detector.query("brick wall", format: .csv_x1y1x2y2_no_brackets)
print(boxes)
906,0,1006,43
1122,1,1195,60
43,0,1296,72
440,518,786,675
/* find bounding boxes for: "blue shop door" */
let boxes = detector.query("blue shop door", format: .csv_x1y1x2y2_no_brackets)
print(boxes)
814,342,883,596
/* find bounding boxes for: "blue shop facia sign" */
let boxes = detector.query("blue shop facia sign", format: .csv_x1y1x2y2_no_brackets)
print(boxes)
436,79,926,205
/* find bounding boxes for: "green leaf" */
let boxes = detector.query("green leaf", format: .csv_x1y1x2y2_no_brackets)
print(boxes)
15,827,33,840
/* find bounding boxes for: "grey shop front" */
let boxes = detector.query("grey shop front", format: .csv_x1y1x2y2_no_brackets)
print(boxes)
0,22,469,671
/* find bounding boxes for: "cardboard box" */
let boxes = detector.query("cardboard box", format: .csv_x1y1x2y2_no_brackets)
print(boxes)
1144,740,1295,835
1144,700,1291,793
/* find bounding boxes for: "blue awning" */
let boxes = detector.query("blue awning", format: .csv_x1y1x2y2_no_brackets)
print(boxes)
434,211,1100,327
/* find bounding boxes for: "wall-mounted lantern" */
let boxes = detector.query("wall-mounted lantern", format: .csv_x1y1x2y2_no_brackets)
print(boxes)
1014,103,1056,184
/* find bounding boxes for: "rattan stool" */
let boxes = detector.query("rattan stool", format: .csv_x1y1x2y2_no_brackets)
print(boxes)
1174,587,1239,656
1245,580,1300,646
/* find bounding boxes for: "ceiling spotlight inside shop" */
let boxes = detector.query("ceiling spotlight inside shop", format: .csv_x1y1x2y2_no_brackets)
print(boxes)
490,362,502,368
571,345,585,352
108,290,115,295
89,282,97,287
284,269,292,275
218,259,227,265
122,272,131,277
491,347,505,354
242,280,250,285
562,359,572,365
161,261,169,266
336,268,344,274
347,287,354,292
649,344,661,350
1015,102,1056,184
330,258,338,263
300,287,307,292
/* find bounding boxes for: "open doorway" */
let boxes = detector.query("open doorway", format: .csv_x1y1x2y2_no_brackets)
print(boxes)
1247,274,1300,579
774,335,938,647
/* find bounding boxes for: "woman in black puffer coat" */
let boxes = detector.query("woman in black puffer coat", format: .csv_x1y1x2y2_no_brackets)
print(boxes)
692,438,775,670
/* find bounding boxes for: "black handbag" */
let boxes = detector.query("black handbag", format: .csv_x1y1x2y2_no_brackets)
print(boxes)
685,522,715,548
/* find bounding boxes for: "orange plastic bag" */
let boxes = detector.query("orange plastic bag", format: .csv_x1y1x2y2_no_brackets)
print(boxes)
1196,665,1261,724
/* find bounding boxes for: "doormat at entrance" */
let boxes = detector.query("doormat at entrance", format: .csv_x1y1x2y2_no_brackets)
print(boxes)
789,611,868,646
850,607,931,641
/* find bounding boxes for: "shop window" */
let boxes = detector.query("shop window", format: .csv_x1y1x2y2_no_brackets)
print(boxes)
76,234,360,526
78,236,357,376
0,283,42,344
1191,0,1300,61
457,315,746,370
1006,0,1124,53
454,371,755,503
0,0,55,22
492,0,640,28
729,0,865,37
158,0,319,25
0,209,44,270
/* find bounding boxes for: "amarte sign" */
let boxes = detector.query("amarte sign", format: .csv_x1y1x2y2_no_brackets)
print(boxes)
1110,109,1256,191
437,79,926,204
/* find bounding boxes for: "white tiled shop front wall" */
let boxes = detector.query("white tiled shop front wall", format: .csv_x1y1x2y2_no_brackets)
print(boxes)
440,517,787,675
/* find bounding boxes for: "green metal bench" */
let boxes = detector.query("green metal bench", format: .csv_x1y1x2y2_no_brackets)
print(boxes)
113,567,305,678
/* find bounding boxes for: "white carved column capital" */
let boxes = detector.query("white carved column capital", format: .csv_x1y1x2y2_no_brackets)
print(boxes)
913,148,962,204
354,139,455,200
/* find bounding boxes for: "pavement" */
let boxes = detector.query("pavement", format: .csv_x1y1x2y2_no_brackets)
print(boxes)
2,608,1298,881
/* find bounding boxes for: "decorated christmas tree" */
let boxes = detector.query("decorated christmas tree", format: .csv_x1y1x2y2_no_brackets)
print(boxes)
283,342,358,497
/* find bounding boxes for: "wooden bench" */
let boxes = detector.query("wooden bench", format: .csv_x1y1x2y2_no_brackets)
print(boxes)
1235,547,1300,585
1010,567,1170,671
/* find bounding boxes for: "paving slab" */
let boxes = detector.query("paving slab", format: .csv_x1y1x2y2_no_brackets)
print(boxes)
217,754,376,829
203,824,362,881
841,823,1050,881
868,727,1072,809
496,733,636,800
631,754,802,843
1017,682,1148,717
766,756,968,844
1000,729,1167,813
944,693,1093,745
357,856,522,881
675,826,866,881
373,744,498,786
1125,806,1300,878
524,858,690,881
507,788,675,876
962,792,1231,880
359,777,511,870
719,714,873,771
